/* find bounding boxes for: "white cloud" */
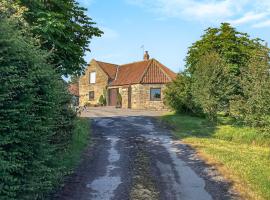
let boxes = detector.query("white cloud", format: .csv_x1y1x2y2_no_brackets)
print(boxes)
127,0,270,27
230,12,268,25
252,20,270,28
127,0,244,22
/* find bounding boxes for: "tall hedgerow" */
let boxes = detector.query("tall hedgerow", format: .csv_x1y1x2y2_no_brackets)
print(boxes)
231,48,270,127
191,52,234,121
0,17,74,199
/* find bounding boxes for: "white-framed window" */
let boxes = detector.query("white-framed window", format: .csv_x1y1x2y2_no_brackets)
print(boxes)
89,72,96,84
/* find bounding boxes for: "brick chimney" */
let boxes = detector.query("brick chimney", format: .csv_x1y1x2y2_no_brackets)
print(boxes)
143,51,150,61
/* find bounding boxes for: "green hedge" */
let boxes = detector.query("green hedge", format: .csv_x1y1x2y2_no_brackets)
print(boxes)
0,18,75,199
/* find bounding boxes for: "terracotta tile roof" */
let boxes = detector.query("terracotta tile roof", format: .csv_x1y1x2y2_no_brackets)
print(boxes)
111,60,151,86
68,83,79,96
93,58,177,86
155,60,177,80
95,60,118,80
141,60,172,83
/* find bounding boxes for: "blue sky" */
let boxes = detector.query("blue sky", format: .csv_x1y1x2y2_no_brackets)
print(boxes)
77,0,270,73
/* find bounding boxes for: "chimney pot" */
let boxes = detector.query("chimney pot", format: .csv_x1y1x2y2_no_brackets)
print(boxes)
144,51,150,60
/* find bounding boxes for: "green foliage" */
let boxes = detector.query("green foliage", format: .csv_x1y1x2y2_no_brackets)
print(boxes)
0,0,27,25
231,48,270,128
54,118,90,177
0,18,75,199
164,74,200,114
166,23,270,127
192,52,233,121
116,92,122,108
186,23,262,75
186,23,266,110
19,0,103,76
98,95,106,106
69,75,79,84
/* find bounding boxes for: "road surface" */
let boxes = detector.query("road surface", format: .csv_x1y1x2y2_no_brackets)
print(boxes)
55,107,236,200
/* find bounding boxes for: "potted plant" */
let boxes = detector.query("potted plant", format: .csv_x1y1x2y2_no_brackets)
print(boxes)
116,92,122,108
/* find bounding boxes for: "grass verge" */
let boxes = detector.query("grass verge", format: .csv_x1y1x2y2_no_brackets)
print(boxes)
161,113,270,200
51,117,91,195
59,117,91,171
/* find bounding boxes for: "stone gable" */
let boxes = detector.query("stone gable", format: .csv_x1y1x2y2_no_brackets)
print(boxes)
79,60,109,106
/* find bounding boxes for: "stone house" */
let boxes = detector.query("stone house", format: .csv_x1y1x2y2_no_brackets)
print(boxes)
79,51,177,110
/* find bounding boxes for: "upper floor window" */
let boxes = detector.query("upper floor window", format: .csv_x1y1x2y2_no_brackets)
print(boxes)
150,88,161,101
89,72,96,84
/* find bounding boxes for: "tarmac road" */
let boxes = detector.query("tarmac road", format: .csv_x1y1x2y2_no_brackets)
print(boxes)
55,107,236,200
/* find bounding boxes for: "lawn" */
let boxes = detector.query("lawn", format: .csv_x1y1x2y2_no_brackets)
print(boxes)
161,113,270,200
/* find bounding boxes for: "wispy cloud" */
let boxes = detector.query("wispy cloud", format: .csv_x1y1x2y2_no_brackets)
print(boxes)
127,0,242,22
230,12,269,25
126,0,270,28
252,20,270,28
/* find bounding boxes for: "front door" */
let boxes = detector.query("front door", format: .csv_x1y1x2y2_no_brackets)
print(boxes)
108,88,118,106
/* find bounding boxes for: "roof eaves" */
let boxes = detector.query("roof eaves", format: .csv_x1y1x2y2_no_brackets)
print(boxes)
94,60,116,79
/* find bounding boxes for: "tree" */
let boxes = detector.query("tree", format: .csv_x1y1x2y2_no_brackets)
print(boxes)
191,52,233,121
19,0,103,76
0,0,27,24
186,23,263,75
185,23,266,115
164,74,200,114
0,17,74,199
231,47,270,127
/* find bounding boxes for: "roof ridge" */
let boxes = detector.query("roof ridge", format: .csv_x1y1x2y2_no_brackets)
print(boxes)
92,59,117,80
95,60,118,66
120,59,152,67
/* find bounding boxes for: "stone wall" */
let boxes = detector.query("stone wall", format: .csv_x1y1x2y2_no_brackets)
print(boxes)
79,60,108,106
109,84,169,111
132,84,168,110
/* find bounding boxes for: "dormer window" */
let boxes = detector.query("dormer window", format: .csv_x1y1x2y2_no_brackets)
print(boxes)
89,72,96,84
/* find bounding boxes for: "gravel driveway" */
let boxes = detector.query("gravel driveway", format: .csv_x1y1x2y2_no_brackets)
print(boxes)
55,107,236,200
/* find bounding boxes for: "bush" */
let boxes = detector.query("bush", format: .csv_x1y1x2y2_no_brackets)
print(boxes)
164,74,201,115
192,52,233,121
98,95,106,106
231,49,270,128
0,18,75,199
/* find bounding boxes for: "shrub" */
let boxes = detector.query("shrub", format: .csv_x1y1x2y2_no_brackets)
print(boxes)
0,18,75,199
231,48,270,128
164,74,201,115
116,93,122,108
98,95,106,106
192,52,233,121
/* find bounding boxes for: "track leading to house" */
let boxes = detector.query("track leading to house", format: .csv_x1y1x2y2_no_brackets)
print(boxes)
55,108,236,200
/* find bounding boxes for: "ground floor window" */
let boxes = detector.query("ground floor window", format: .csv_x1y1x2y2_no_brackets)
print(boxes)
150,88,161,101
89,91,94,100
